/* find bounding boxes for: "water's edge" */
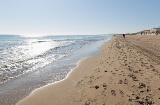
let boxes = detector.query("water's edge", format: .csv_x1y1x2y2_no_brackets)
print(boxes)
0,35,112,105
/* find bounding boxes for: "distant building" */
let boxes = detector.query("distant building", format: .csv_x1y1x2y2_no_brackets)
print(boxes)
137,28,160,35
150,28,160,35
138,30,150,35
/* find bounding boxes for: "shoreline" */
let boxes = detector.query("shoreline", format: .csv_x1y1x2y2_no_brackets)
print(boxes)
17,35,160,105
16,38,114,105
0,35,112,105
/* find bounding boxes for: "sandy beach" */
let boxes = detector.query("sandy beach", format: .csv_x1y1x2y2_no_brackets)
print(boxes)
16,35,160,105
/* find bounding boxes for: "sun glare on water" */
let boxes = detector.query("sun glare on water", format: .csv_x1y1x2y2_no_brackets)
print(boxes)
24,39,56,57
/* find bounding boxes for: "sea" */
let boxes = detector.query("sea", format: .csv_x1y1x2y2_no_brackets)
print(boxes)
0,35,112,84
0,35,113,105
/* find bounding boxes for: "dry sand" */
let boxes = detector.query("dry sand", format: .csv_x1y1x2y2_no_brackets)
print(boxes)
16,35,160,105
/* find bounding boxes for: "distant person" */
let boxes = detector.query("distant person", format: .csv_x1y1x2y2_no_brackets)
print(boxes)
123,34,125,38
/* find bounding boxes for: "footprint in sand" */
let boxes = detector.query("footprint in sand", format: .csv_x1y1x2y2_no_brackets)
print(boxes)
124,78,128,84
138,83,146,88
119,89,124,96
95,85,99,89
103,83,107,90
150,65,154,68
128,73,138,81
118,80,123,84
111,90,116,96
146,86,151,92
133,70,139,73
115,69,118,71
85,101,90,105
112,72,116,75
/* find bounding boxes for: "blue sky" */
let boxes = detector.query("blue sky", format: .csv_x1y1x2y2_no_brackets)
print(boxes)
0,0,160,36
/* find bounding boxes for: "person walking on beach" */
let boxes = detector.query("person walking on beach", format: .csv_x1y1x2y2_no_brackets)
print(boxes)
123,34,125,38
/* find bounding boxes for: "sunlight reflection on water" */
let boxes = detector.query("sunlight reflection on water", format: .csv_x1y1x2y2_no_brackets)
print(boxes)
20,39,58,57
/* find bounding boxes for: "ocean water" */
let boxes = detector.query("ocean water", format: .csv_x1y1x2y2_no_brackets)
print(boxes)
0,35,112,83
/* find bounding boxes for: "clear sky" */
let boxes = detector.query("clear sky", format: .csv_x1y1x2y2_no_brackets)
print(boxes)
0,0,160,36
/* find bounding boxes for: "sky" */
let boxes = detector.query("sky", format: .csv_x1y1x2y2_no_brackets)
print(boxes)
0,0,160,36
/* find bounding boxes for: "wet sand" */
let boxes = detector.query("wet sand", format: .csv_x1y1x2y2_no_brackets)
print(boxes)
17,35,160,105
